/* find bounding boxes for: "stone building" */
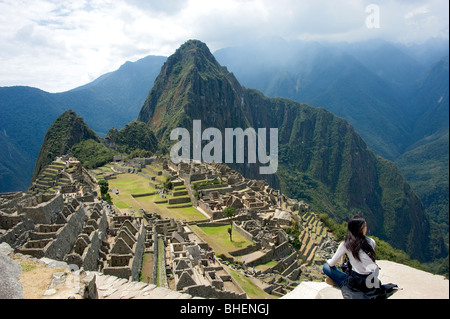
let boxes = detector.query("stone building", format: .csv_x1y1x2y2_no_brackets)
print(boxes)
103,217,146,281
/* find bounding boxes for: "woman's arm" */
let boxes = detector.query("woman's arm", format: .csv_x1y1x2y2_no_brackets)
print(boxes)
326,242,346,267
367,237,376,249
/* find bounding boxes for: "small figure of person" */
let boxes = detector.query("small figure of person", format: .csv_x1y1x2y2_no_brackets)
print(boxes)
322,215,398,299
323,215,375,287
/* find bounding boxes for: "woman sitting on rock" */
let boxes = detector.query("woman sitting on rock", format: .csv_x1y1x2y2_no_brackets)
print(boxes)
322,215,398,299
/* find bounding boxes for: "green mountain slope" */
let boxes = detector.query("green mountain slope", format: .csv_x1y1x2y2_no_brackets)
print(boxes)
214,39,419,160
0,132,31,192
396,55,449,247
33,110,160,180
396,133,449,241
105,120,159,154
408,55,449,144
32,110,99,181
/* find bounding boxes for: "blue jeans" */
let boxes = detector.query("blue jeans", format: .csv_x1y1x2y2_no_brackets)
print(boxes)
323,262,348,288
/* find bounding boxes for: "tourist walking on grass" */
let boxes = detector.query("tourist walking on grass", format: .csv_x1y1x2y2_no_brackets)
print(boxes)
322,215,398,299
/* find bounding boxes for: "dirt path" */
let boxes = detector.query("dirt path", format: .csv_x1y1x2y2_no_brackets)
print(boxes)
140,253,154,284
11,254,65,299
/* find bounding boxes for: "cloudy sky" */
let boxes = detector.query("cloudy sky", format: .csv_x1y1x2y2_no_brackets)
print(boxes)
0,0,448,92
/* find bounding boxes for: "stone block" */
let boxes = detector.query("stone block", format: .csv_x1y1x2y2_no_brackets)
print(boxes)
0,253,24,299
82,273,98,299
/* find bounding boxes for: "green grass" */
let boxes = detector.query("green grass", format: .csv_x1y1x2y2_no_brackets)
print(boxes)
142,168,166,183
140,253,153,284
191,224,253,257
227,267,277,299
156,237,166,287
92,164,114,175
114,201,130,209
168,206,205,220
20,264,37,272
255,260,278,272
199,225,251,248
106,172,206,222
134,194,205,221
109,174,156,195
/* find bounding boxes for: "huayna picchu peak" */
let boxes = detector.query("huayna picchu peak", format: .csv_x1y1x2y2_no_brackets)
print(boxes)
138,39,247,137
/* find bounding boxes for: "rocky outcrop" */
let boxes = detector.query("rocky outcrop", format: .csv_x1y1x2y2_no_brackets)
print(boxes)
281,260,449,299
0,249,24,299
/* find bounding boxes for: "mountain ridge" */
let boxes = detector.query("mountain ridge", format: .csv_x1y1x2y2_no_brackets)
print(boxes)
0,55,165,191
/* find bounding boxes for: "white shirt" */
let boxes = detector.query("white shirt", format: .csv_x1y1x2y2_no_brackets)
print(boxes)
327,237,377,275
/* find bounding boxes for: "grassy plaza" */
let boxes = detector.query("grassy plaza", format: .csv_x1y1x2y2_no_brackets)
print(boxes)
105,172,206,222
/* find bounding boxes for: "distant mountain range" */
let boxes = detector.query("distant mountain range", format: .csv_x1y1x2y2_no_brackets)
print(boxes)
214,38,449,160
0,55,166,192
0,38,448,264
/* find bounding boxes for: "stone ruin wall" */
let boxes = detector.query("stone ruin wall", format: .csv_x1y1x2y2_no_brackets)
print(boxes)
0,214,35,249
103,219,146,282
42,203,86,260
131,225,146,281
17,194,65,225
65,203,109,271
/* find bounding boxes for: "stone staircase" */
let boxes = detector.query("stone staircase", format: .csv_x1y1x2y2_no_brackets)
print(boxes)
95,273,196,299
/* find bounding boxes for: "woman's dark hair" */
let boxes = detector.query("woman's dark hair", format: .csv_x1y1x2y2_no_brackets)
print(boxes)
344,215,375,262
